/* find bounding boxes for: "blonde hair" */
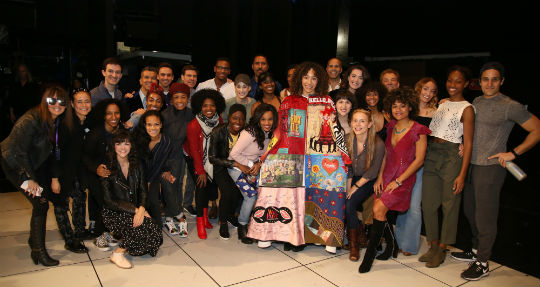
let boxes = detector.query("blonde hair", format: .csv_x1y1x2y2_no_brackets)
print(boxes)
414,77,438,109
347,109,377,170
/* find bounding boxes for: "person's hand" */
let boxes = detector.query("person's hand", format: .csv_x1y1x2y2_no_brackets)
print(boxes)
249,162,262,175
452,175,466,195
133,108,145,116
234,162,251,174
488,152,515,168
51,178,61,194
123,121,133,129
384,180,399,194
124,91,135,99
162,171,176,184
133,207,146,227
374,177,384,195
144,211,151,218
25,180,42,197
458,144,464,158
96,164,110,178
346,185,358,199
196,174,207,188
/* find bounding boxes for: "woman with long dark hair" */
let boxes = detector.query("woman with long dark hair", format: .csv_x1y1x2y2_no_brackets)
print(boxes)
184,89,226,239
1,84,71,266
101,130,163,269
229,103,277,244
251,72,281,115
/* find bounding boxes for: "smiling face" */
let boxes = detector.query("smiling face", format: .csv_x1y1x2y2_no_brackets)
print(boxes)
336,98,352,117
140,70,157,93
172,92,188,111
260,111,274,132
228,111,246,135
146,93,163,111
252,56,269,78
287,68,296,88
348,69,364,92
326,58,342,80
419,81,437,104
480,69,504,98
158,67,174,89
446,70,468,98
365,91,379,108
201,98,216,118
235,82,251,99
145,115,162,139
214,60,231,81
260,76,276,96
350,111,372,136
382,72,399,91
114,140,131,160
72,91,91,119
391,100,411,121
181,69,198,89
302,68,318,96
47,94,67,120
104,103,121,130
102,64,122,86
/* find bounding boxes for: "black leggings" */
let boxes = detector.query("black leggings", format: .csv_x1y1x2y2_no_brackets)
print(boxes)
185,156,218,217
214,169,242,223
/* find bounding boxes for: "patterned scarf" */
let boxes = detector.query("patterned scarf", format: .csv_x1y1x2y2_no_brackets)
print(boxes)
196,112,219,178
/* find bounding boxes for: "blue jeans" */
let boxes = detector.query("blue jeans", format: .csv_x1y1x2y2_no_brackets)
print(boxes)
345,177,374,229
229,168,258,225
395,167,423,254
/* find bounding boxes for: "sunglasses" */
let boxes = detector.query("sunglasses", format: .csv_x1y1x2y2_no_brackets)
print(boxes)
46,97,67,106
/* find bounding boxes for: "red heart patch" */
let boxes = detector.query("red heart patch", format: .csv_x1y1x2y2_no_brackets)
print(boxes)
322,158,339,175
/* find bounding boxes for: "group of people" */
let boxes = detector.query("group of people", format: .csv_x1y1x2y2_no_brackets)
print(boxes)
1,55,538,281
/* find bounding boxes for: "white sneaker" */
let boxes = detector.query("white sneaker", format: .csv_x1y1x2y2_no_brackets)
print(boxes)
178,220,188,238
94,233,110,251
110,252,132,269
258,241,272,249
325,246,337,254
103,232,119,247
165,220,179,235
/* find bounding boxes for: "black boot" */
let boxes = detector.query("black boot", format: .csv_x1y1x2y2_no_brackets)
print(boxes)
71,180,88,238
376,222,398,260
238,224,247,241
30,215,59,266
54,206,87,253
240,225,253,244
358,219,385,273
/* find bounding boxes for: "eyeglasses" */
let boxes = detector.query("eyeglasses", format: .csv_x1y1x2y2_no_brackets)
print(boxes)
215,66,231,71
71,88,89,96
46,97,67,106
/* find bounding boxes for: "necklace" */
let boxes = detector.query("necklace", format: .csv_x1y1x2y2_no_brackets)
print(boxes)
394,126,407,134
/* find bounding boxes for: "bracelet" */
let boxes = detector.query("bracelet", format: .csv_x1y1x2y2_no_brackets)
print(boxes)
395,179,402,186
511,149,519,158
354,182,360,188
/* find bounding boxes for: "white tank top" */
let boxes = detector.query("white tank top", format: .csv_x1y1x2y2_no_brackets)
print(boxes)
429,100,473,144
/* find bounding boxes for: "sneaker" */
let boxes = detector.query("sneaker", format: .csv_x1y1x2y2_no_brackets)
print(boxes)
219,224,230,240
94,233,110,251
165,220,179,235
184,206,197,217
258,240,271,248
103,232,119,247
110,252,132,269
461,260,489,281
178,220,188,238
325,246,337,254
451,250,477,262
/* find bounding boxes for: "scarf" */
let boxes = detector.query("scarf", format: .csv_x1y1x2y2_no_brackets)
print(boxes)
196,112,219,179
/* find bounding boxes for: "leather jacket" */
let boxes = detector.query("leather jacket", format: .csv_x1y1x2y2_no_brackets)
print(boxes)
101,160,147,214
0,108,52,185
208,123,236,175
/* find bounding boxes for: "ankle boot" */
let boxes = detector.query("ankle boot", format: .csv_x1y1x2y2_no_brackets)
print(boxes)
357,223,369,248
419,243,438,262
203,208,213,229
30,215,59,266
358,219,385,273
426,245,446,268
54,206,87,253
238,224,247,241
376,222,398,260
348,228,360,261
196,217,207,239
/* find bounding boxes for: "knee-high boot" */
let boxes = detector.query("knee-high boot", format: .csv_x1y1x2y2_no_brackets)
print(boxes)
71,181,88,236
30,215,59,266
376,221,398,260
358,219,385,273
54,205,87,253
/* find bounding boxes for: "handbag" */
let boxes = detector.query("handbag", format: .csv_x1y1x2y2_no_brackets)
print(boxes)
235,173,259,198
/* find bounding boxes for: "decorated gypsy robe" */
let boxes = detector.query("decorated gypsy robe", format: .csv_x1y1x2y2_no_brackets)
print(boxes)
247,94,351,247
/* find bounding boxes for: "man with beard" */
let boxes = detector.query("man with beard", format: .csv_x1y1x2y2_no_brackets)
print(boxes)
327,58,343,92
248,55,282,98
196,58,235,100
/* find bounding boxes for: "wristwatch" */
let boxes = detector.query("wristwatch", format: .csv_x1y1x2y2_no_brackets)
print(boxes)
511,149,519,158
395,179,402,186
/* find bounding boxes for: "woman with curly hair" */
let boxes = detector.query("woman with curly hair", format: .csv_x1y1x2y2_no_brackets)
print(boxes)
101,130,163,269
359,87,430,273
395,77,438,256
247,61,351,254
419,67,474,268
184,88,226,239
251,72,281,116
229,104,277,244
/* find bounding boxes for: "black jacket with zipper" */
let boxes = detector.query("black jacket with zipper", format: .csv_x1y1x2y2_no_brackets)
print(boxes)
101,160,148,214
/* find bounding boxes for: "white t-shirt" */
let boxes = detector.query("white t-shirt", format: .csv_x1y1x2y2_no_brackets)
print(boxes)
195,78,236,100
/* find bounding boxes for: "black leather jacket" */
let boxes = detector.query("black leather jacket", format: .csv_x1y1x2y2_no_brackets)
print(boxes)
101,160,148,214
0,108,52,185
208,123,236,175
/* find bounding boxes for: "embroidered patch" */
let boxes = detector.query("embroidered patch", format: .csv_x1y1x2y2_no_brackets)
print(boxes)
252,206,293,224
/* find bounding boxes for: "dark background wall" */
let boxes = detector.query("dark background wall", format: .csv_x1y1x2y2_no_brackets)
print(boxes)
1,0,538,277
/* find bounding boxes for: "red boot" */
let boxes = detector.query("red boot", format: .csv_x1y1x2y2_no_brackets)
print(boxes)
196,217,207,239
203,208,213,229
